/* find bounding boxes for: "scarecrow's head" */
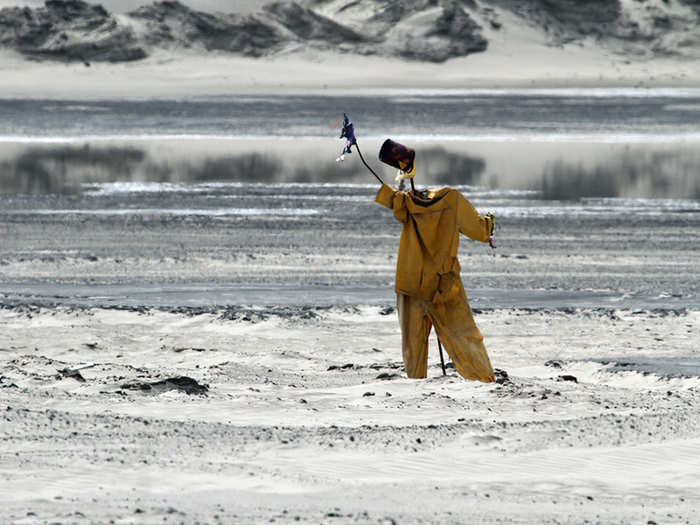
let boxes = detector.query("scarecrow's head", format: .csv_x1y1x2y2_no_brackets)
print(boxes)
379,139,416,180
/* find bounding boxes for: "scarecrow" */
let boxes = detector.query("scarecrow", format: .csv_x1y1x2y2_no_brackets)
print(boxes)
375,139,496,382
332,116,496,381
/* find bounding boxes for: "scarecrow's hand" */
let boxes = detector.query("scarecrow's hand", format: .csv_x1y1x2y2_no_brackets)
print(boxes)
486,212,496,249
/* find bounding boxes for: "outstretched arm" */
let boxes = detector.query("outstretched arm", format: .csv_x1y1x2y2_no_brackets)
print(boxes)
457,192,493,243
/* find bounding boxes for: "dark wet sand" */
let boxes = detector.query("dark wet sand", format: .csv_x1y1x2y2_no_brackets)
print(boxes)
1,180,698,299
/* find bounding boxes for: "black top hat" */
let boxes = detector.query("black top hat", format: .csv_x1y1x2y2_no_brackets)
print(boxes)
379,139,415,174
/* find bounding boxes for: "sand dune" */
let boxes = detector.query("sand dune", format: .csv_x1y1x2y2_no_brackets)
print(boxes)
1,0,700,97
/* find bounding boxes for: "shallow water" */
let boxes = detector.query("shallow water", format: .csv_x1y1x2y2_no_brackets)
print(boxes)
2,283,697,310
1,91,700,202
3,89,700,140
1,177,698,219
0,91,698,310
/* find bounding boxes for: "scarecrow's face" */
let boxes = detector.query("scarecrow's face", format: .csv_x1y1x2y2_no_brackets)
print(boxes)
380,139,416,175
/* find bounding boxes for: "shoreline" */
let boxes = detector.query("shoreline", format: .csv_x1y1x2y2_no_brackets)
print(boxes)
1,285,698,312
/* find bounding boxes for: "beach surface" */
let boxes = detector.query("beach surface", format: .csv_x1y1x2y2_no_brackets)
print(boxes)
2,168,699,523
0,62,699,521
2,303,699,524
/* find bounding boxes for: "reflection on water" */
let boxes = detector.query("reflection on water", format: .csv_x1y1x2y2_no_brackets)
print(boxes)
0,145,146,194
0,141,698,200
538,150,700,200
0,143,488,194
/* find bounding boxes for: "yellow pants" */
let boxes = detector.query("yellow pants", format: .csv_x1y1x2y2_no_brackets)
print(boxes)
396,288,495,382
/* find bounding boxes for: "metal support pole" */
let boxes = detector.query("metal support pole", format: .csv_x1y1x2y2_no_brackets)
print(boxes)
437,334,446,376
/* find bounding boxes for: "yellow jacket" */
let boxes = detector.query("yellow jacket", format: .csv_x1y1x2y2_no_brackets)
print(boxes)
375,184,492,303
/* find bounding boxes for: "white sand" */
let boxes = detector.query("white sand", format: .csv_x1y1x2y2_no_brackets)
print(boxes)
1,305,699,523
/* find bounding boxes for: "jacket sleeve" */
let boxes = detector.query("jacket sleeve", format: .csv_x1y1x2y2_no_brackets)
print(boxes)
375,183,408,223
456,191,491,242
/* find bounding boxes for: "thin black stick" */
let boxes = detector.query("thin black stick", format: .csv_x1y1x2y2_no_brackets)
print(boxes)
354,141,384,185
437,334,446,376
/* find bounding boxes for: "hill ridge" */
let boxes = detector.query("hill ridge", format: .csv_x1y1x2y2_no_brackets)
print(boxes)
0,0,699,64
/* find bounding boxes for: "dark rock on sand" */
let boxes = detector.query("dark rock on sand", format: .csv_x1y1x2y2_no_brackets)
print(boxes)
0,377,19,389
121,376,209,395
172,347,207,353
545,360,564,368
369,361,404,371
57,369,86,382
557,374,578,383
494,368,510,384
327,363,355,371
